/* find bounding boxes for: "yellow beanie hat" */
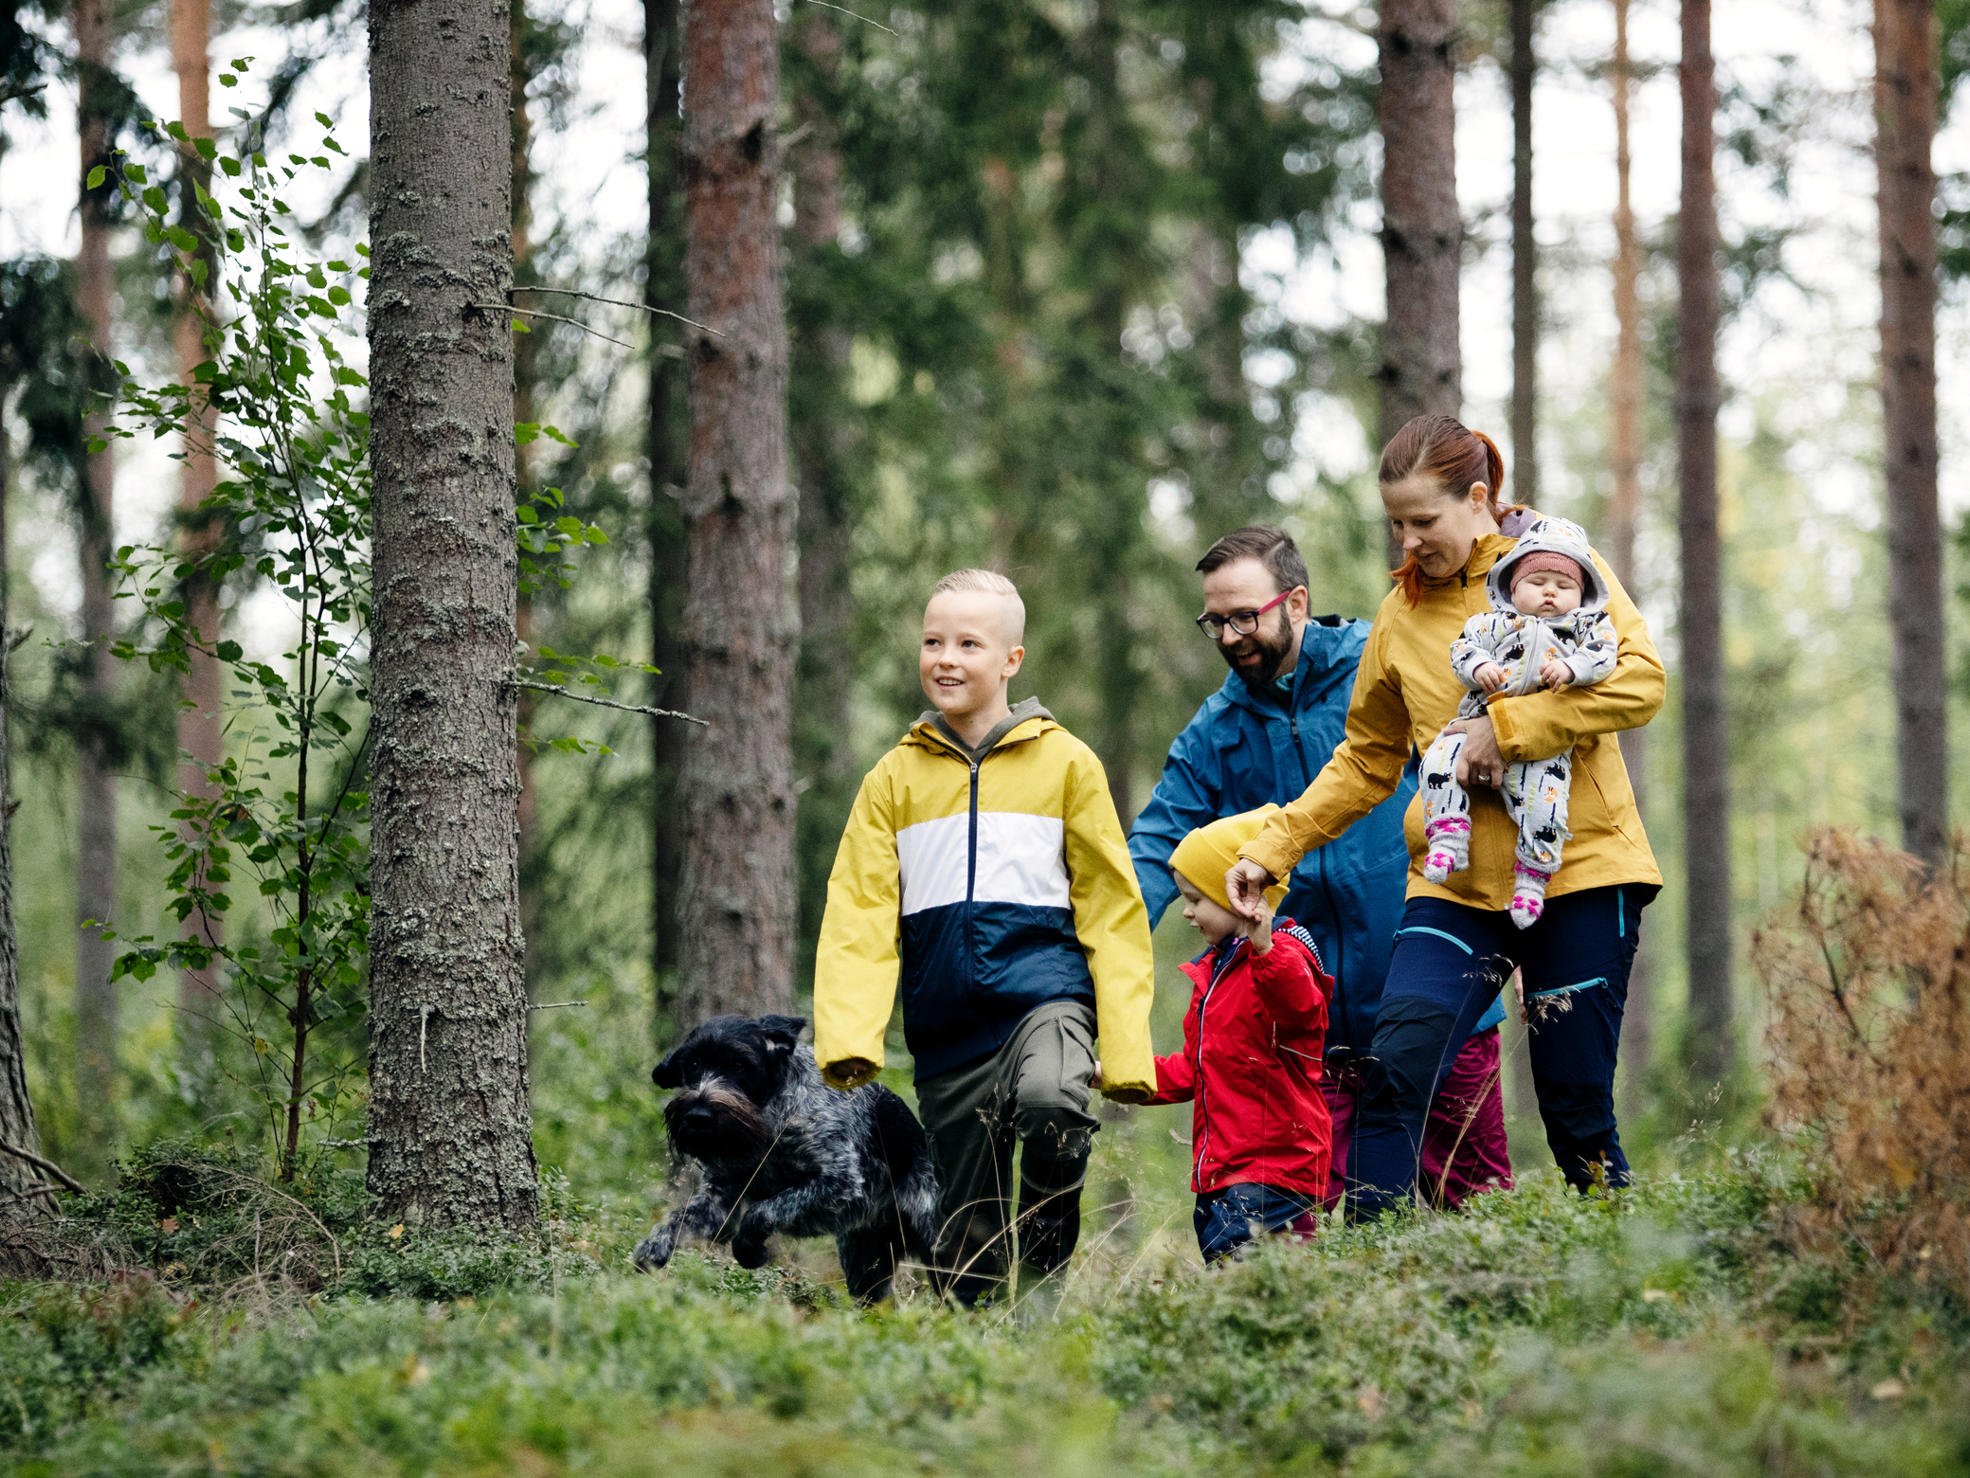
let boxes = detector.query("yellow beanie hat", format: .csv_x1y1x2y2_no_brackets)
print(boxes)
1170,804,1290,915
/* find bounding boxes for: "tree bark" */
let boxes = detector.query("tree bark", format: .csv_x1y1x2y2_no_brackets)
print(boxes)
671,0,798,1023
0,419,47,1206
1609,0,1652,1109
74,0,120,1151
1678,0,1733,1087
1508,0,1537,509
367,0,539,1230
1875,0,1948,867
511,0,545,991
170,0,225,1034
1377,0,1461,443
789,7,858,977
645,0,687,1036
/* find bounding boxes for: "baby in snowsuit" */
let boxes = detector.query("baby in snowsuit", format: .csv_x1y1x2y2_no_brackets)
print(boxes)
1420,515,1618,929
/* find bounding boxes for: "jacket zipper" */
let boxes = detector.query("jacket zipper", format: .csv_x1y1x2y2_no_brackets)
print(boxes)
965,757,980,994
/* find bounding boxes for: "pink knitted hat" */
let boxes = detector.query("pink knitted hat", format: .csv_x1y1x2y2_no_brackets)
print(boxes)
1510,550,1584,586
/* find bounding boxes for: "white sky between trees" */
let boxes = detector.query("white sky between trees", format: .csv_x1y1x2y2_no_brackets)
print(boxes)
1,0,1966,645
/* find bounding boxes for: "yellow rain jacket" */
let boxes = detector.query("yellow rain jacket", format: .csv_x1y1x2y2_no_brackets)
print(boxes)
813,700,1158,1097
1240,517,1663,909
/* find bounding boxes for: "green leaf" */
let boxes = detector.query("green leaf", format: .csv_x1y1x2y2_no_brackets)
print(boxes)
166,119,190,141
220,156,242,177
216,640,244,662
126,163,147,184
143,185,168,214
327,285,351,306
194,137,218,161
86,164,107,189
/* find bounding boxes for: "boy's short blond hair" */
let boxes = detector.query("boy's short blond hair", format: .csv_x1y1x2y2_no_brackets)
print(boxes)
929,569,1026,645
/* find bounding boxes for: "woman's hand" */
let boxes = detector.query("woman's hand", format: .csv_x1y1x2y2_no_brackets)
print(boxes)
1540,658,1573,690
1226,858,1276,921
1444,715,1506,789
1474,661,1509,694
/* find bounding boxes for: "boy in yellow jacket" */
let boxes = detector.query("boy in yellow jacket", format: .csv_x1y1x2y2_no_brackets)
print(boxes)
814,569,1156,1308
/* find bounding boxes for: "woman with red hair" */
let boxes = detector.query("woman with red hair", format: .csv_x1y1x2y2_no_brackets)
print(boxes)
1226,414,1664,1218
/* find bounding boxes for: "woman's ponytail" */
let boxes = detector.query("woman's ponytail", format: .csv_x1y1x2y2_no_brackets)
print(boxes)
1470,429,1506,517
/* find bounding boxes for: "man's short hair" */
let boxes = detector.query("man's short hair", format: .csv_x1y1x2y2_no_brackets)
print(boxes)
1195,526,1309,595
929,568,1026,645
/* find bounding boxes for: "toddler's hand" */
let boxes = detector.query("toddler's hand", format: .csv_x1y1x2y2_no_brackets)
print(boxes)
1474,662,1508,694
1540,658,1573,690
1240,909,1274,955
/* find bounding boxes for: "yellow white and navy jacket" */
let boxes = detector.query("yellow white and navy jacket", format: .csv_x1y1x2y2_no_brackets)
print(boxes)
813,700,1157,1095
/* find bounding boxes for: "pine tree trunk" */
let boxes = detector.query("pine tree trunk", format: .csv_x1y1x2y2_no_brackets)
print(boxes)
1678,0,1733,1087
367,0,539,1231
0,418,47,1205
789,8,858,977
74,0,120,1151
1508,0,1538,510
645,0,687,1037
511,0,545,991
672,0,797,1022
1609,0,1652,1109
1377,0,1461,442
1875,0,1948,867
170,0,225,1035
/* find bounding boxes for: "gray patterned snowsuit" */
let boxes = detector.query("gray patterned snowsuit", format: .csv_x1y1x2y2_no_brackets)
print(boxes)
1421,516,1618,876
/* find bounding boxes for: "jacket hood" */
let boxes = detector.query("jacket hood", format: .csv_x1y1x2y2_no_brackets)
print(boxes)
1220,615,1365,717
1484,514,1608,615
903,696,1055,758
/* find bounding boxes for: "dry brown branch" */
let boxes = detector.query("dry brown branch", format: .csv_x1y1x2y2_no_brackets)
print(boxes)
0,1138,87,1194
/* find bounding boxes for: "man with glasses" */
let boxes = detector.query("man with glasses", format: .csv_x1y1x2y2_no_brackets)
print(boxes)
1128,526,1512,1212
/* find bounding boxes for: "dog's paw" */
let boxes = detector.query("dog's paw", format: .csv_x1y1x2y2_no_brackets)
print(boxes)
631,1226,676,1273
731,1233,772,1270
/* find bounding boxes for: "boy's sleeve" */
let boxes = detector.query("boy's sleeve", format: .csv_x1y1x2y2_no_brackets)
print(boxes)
1241,606,1414,884
1127,707,1223,928
1563,610,1620,686
812,763,903,1087
1063,744,1158,1100
1489,554,1664,762
1147,1003,1198,1106
1253,931,1331,1043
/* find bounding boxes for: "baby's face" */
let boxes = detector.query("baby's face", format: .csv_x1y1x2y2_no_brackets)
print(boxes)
1512,569,1582,617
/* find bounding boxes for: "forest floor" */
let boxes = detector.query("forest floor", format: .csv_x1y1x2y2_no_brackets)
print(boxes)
4,1140,1967,1476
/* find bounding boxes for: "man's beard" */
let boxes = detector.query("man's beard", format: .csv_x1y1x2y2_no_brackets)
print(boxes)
1221,609,1297,692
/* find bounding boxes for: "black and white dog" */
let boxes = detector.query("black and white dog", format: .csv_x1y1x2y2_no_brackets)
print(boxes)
630,1013,941,1302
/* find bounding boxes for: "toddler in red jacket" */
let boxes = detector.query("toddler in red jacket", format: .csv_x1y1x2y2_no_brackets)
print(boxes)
1150,805,1335,1263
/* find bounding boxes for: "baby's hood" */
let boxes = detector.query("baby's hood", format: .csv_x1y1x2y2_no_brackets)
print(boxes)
1485,514,1609,615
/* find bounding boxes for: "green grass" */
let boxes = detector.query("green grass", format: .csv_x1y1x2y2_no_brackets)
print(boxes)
5,1151,1968,1476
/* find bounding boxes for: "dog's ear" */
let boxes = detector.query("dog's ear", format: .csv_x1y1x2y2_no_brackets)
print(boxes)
757,1014,808,1053
652,1051,683,1089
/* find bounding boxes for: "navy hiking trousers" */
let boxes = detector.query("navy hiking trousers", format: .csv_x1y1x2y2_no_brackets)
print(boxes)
1346,884,1654,1220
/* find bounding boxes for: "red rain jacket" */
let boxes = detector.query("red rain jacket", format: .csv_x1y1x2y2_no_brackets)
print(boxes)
1149,920,1333,1198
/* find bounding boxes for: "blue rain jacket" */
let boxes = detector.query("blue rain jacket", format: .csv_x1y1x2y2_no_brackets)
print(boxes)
1129,616,1505,1053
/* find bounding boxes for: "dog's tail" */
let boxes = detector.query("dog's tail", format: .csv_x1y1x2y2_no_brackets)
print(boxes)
872,1088,942,1265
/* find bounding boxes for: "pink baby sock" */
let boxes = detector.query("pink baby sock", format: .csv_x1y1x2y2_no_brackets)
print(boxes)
1422,817,1472,883
1510,863,1554,930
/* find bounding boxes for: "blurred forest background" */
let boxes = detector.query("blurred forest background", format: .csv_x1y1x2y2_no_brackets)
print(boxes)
1,0,1967,1200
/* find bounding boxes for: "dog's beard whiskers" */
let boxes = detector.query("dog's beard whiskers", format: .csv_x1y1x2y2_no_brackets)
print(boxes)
663,1075,773,1159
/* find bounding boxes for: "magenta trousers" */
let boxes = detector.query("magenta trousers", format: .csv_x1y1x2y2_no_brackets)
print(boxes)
1322,1025,1514,1211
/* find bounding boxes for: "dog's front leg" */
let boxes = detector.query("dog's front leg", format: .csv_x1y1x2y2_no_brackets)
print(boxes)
631,1189,733,1272
733,1172,862,1249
